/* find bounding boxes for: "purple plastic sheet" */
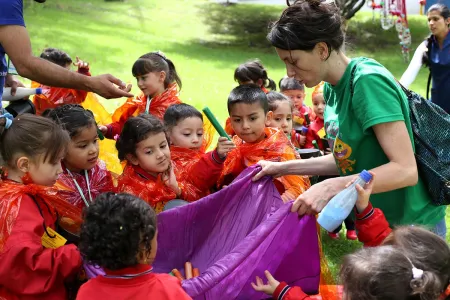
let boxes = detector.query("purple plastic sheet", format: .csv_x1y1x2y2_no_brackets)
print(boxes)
154,166,320,299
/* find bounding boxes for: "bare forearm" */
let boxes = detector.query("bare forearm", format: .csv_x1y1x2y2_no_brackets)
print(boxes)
281,154,339,176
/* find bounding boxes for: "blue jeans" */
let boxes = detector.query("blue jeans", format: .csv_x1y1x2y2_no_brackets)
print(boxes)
430,218,447,240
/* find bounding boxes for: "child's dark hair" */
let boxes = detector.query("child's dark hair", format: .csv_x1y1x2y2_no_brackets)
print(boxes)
116,114,166,161
268,0,344,59
383,226,450,297
45,104,97,137
423,4,449,67
279,76,305,92
132,51,182,90
341,245,447,300
234,60,276,91
40,48,73,67
163,103,203,130
78,192,157,270
267,91,294,112
228,84,269,114
0,114,69,167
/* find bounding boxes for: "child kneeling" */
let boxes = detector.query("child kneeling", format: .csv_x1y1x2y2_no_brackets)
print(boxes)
77,193,191,300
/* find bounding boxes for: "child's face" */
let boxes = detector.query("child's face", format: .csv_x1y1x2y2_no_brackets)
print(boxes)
28,154,64,186
135,71,165,97
283,89,305,109
64,125,99,172
312,93,326,120
267,100,293,135
128,132,171,174
168,117,204,151
230,102,272,143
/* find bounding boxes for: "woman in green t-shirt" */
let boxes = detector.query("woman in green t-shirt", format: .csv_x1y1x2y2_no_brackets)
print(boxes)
254,0,445,235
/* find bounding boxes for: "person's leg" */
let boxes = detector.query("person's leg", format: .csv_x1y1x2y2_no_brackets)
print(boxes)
344,216,357,240
430,218,447,240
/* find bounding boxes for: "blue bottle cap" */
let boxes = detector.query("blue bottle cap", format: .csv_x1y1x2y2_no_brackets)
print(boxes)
359,170,372,183
36,87,43,95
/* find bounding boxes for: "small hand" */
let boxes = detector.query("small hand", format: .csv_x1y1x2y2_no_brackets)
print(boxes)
162,164,181,196
98,125,108,135
354,171,375,213
74,56,89,69
251,270,280,296
216,137,236,159
299,135,306,146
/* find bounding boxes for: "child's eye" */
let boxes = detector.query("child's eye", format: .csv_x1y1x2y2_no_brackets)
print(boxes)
275,118,282,121
287,117,292,121
183,133,190,137
197,133,203,137
250,117,257,121
233,119,241,123
146,150,153,155
161,143,167,149
78,144,87,149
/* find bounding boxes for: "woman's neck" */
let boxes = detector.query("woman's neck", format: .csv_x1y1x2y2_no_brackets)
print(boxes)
323,51,351,86
436,29,449,47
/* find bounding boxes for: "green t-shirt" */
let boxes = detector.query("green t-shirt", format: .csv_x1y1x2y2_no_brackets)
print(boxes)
324,57,445,227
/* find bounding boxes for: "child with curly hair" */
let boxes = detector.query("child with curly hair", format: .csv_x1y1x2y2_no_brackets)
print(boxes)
77,192,191,300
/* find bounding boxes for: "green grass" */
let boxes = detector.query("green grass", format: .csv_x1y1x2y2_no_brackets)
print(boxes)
23,0,448,280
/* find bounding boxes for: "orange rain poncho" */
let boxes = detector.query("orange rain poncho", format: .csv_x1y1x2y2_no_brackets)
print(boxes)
219,127,310,200
105,83,181,139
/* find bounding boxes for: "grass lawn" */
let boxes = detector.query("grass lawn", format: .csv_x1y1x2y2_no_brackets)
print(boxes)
23,0,448,280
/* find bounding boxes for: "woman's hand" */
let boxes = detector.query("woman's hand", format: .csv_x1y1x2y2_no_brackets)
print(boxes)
251,270,280,296
292,176,349,215
252,160,286,181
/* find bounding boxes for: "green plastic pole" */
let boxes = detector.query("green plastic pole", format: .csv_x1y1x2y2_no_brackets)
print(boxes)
202,107,231,141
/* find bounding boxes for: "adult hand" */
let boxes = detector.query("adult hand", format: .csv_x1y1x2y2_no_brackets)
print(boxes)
87,74,133,99
252,160,285,181
291,176,346,215
5,74,25,97
251,270,280,296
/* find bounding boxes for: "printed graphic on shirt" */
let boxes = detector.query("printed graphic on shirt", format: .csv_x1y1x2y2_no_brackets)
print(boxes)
325,120,339,150
334,137,356,175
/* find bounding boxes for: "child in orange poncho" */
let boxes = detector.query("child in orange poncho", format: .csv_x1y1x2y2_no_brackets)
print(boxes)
32,48,91,115
0,114,82,300
100,52,182,139
225,60,276,136
116,114,198,213
164,104,235,199
220,85,310,202
46,105,115,238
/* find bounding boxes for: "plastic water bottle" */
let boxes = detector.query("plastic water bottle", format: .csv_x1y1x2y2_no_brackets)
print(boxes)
2,87,42,101
317,170,373,232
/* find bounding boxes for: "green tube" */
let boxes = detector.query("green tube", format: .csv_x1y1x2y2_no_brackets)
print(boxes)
312,140,322,156
202,107,231,141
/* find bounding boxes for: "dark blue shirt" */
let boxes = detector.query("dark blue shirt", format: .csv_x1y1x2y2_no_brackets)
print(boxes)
0,0,26,104
429,32,450,113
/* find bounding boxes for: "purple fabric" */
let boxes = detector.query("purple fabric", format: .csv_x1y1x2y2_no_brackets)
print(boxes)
83,261,105,279
154,165,320,299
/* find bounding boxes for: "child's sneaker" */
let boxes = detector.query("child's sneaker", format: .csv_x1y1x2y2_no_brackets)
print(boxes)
346,230,357,240
328,232,339,240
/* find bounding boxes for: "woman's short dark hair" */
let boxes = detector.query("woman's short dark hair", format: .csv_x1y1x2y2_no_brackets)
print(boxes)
267,0,344,58
341,245,446,300
163,103,203,130
78,192,157,270
0,114,69,167
45,104,96,137
116,114,166,161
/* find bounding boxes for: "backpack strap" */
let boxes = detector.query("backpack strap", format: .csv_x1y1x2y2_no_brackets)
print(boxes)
426,71,432,100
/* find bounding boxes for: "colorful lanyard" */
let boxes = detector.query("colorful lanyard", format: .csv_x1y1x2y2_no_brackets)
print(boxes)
66,169,92,207
104,267,153,279
145,95,152,114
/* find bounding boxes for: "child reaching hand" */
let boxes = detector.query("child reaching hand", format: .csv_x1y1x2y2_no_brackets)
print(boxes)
100,51,182,139
266,91,305,149
220,84,310,202
76,193,191,300
115,114,196,213
164,103,235,198
0,114,82,299
46,104,115,238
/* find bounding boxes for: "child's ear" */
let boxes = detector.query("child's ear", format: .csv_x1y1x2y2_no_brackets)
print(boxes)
265,111,273,126
126,154,139,166
159,71,166,83
16,156,30,173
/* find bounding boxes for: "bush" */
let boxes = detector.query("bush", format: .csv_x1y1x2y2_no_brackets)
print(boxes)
200,3,283,47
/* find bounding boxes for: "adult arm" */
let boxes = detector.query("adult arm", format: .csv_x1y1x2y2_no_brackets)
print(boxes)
399,41,427,88
0,25,133,99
